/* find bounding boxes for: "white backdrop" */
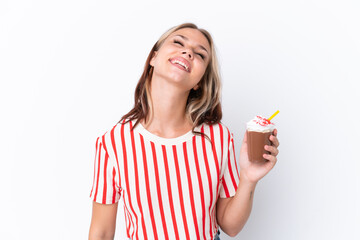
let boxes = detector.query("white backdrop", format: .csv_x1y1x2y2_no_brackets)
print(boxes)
1,0,359,239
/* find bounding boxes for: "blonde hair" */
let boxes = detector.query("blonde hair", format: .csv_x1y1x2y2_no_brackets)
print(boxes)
119,23,222,140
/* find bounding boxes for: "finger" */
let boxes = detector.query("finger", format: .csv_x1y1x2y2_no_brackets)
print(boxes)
269,135,280,148
243,131,247,143
265,145,279,156
273,129,278,137
240,132,248,153
263,153,277,164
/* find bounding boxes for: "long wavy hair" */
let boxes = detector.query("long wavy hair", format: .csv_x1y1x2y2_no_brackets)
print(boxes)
118,23,222,141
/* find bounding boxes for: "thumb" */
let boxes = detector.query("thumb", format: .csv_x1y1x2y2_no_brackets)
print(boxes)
243,131,247,143
240,131,248,152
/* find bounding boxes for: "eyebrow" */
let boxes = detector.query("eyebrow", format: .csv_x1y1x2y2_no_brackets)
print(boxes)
174,34,209,54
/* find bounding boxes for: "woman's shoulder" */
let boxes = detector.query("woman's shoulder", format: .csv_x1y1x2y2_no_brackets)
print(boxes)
96,118,133,142
201,121,233,139
94,118,135,156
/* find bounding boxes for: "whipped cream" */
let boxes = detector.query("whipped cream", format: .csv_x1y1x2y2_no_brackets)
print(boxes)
246,115,276,132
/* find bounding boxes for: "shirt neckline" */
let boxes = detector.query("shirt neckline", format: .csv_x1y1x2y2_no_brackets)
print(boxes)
132,120,196,145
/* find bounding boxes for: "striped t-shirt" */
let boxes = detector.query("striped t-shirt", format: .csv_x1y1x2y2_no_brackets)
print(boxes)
89,119,240,240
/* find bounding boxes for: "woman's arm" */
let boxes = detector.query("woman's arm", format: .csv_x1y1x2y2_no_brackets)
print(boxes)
217,129,279,237
216,174,257,237
89,202,118,240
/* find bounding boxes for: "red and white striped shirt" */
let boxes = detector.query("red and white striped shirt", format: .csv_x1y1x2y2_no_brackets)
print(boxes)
90,119,240,240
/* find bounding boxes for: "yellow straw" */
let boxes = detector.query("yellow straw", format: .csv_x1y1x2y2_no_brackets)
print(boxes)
268,110,280,121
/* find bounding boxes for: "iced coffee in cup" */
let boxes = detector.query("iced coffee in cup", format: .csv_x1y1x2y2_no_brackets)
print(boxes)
246,115,276,163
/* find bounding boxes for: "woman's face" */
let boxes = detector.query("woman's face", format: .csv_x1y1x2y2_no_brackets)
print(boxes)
150,28,211,91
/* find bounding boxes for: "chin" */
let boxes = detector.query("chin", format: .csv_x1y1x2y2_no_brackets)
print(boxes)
162,67,189,82
153,66,194,89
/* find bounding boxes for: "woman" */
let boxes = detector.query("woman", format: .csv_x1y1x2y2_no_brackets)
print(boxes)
89,23,280,240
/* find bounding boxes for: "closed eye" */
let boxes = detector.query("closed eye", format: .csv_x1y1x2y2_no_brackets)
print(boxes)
197,53,205,59
174,40,183,46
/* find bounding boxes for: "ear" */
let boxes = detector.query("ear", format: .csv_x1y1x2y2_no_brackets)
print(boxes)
193,84,199,91
150,51,158,67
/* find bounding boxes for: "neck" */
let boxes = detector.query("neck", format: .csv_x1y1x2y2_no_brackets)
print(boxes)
141,75,193,138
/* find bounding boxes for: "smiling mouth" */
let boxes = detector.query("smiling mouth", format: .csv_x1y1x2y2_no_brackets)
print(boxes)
169,58,191,72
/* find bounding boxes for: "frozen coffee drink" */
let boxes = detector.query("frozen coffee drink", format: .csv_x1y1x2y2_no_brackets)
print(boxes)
246,115,276,163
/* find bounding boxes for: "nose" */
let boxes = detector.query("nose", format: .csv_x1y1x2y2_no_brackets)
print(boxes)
182,50,193,59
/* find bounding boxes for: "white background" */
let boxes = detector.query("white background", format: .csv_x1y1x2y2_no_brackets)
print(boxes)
1,0,359,239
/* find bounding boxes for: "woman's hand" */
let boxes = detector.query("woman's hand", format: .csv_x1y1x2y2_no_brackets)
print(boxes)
238,129,280,184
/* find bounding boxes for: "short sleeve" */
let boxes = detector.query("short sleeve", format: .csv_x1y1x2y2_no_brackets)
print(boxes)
89,136,121,204
218,133,240,198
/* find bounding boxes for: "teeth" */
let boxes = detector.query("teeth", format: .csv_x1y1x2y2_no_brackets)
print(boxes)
172,59,189,71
